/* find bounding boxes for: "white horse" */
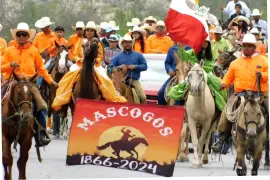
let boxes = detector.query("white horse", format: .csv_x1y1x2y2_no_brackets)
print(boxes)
185,61,215,168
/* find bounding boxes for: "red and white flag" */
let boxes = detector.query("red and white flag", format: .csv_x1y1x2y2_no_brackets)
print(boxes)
165,0,209,54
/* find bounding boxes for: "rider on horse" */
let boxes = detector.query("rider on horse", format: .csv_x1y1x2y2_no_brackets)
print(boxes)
1,22,59,146
108,34,148,104
211,34,269,166
120,127,135,143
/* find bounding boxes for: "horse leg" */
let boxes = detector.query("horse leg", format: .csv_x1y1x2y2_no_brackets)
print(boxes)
197,122,211,167
127,151,134,159
235,141,247,176
132,150,139,159
17,138,32,179
2,135,13,180
53,113,60,137
62,117,68,139
202,124,213,165
252,132,266,176
188,118,200,168
185,126,191,162
177,122,188,162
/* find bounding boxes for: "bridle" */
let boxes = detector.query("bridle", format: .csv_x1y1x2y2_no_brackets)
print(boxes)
187,69,205,94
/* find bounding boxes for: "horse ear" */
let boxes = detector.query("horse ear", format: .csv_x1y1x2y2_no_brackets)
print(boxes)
12,70,20,82
67,44,74,50
199,59,204,67
55,41,60,49
29,73,38,82
174,51,181,64
187,61,193,68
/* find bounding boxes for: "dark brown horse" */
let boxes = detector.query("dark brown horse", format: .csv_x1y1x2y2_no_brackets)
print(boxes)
2,72,37,180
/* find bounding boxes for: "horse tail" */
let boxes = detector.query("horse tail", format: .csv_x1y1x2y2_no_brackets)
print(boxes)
97,142,111,150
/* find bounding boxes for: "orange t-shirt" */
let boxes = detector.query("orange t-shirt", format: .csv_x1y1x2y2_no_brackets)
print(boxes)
256,42,266,56
1,42,53,83
33,31,57,54
68,34,83,60
133,38,148,53
146,34,174,54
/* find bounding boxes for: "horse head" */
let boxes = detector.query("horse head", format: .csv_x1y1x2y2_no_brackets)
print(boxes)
173,51,190,83
54,41,69,74
111,65,128,94
11,71,37,118
214,49,237,78
83,39,99,67
131,137,149,147
187,60,206,97
243,91,264,140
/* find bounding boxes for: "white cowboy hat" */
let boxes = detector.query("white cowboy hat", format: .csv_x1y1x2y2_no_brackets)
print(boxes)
214,26,223,34
0,24,2,32
85,21,101,34
144,16,157,23
239,34,257,45
250,27,259,34
100,22,108,29
11,22,36,41
234,15,250,25
127,18,141,27
119,34,134,50
129,26,146,36
156,20,166,27
72,21,85,31
141,23,155,32
35,17,54,28
251,9,263,16
108,21,120,31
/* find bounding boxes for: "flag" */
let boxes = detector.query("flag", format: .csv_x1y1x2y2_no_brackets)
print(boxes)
165,0,209,54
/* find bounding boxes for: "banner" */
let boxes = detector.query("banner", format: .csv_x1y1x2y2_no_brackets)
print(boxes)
66,99,184,177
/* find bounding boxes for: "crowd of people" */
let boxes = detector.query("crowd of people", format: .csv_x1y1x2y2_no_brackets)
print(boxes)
0,0,268,165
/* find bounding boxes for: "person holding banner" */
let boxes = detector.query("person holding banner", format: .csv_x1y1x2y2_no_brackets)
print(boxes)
109,34,148,104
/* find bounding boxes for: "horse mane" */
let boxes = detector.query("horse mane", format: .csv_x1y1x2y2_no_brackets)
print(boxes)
79,42,98,99
131,137,147,142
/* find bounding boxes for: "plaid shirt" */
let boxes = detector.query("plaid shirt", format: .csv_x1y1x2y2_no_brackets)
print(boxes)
103,47,122,66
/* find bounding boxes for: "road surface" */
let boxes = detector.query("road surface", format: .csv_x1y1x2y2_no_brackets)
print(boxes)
7,136,269,179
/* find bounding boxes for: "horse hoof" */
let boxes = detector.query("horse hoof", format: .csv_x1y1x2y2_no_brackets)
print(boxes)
185,157,190,162
203,159,208,164
47,128,53,134
192,163,201,168
177,156,186,162
264,164,270,170
251,170,258,176
236,168,247,176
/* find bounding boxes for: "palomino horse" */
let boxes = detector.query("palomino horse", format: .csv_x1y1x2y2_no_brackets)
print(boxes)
47,42,70,138
2,72,37,179
111,65,137,103
229,92,266,176
185,61,215,168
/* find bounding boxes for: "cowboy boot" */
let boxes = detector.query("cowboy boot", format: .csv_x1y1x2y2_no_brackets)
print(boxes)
211,132,229,153
37,109,51,146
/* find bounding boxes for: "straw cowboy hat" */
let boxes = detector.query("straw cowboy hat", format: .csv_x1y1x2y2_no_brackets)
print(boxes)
129,26,146,36
141,23,155,32
108,21,120,31
234,15,250,25
214,26,223,34
250,27,259,34
85,21,101,34
72,21,85,31
35,17,55,28
119,34,134,50
251,9,263,16
11,22,36,40
144,16,157,23
239,34,257,45
0,24,2,32
127,18,141,27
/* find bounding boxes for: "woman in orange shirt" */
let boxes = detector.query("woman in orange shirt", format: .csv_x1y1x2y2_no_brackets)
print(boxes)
130,26,148,54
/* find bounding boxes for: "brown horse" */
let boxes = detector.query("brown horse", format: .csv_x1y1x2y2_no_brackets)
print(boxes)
111,65,136,103
2,72,37,180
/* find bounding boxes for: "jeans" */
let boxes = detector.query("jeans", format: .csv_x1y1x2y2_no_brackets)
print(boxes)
158,77,184,105
37,57,55,87
37,110,47,137
127,79,147,104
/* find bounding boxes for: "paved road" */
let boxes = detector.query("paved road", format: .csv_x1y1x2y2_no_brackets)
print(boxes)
7,136,269,179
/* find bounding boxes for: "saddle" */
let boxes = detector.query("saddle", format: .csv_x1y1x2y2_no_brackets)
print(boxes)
164,76,178,103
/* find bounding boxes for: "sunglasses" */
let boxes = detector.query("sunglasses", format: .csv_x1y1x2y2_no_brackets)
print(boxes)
76,28,83,31
16,32,29,37
157,26,165,30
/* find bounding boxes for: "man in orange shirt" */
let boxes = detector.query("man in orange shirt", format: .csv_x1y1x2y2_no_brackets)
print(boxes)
68,21,85,61
1,22,58,147
146,20,174,54
33,17,56,60
212,34,268,163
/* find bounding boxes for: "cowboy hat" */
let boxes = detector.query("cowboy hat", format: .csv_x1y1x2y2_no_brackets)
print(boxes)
234,15,250,25
35,17,54,28
129,26,146,36
72,21,85,31
250,27,259,34
85,21,101,34
214,26,223,34
119,34,134,50
127,18,141,27
141,23,154,32
0,24,2,32
108,34,120,42
144,16,157,23
100,22,108,29
11,22,36,41
251,9,263,16
108,21,120,31
239,34,257,45
156,20,166,27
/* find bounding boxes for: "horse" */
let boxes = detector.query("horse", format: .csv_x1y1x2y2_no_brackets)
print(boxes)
185,61,216,168
2,72,38,180
111,65,137,104
228,92,266,176
97,137,149,159
46,42,71,139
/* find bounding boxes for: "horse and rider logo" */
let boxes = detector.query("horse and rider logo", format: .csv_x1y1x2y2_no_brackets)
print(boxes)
97,126,149,159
